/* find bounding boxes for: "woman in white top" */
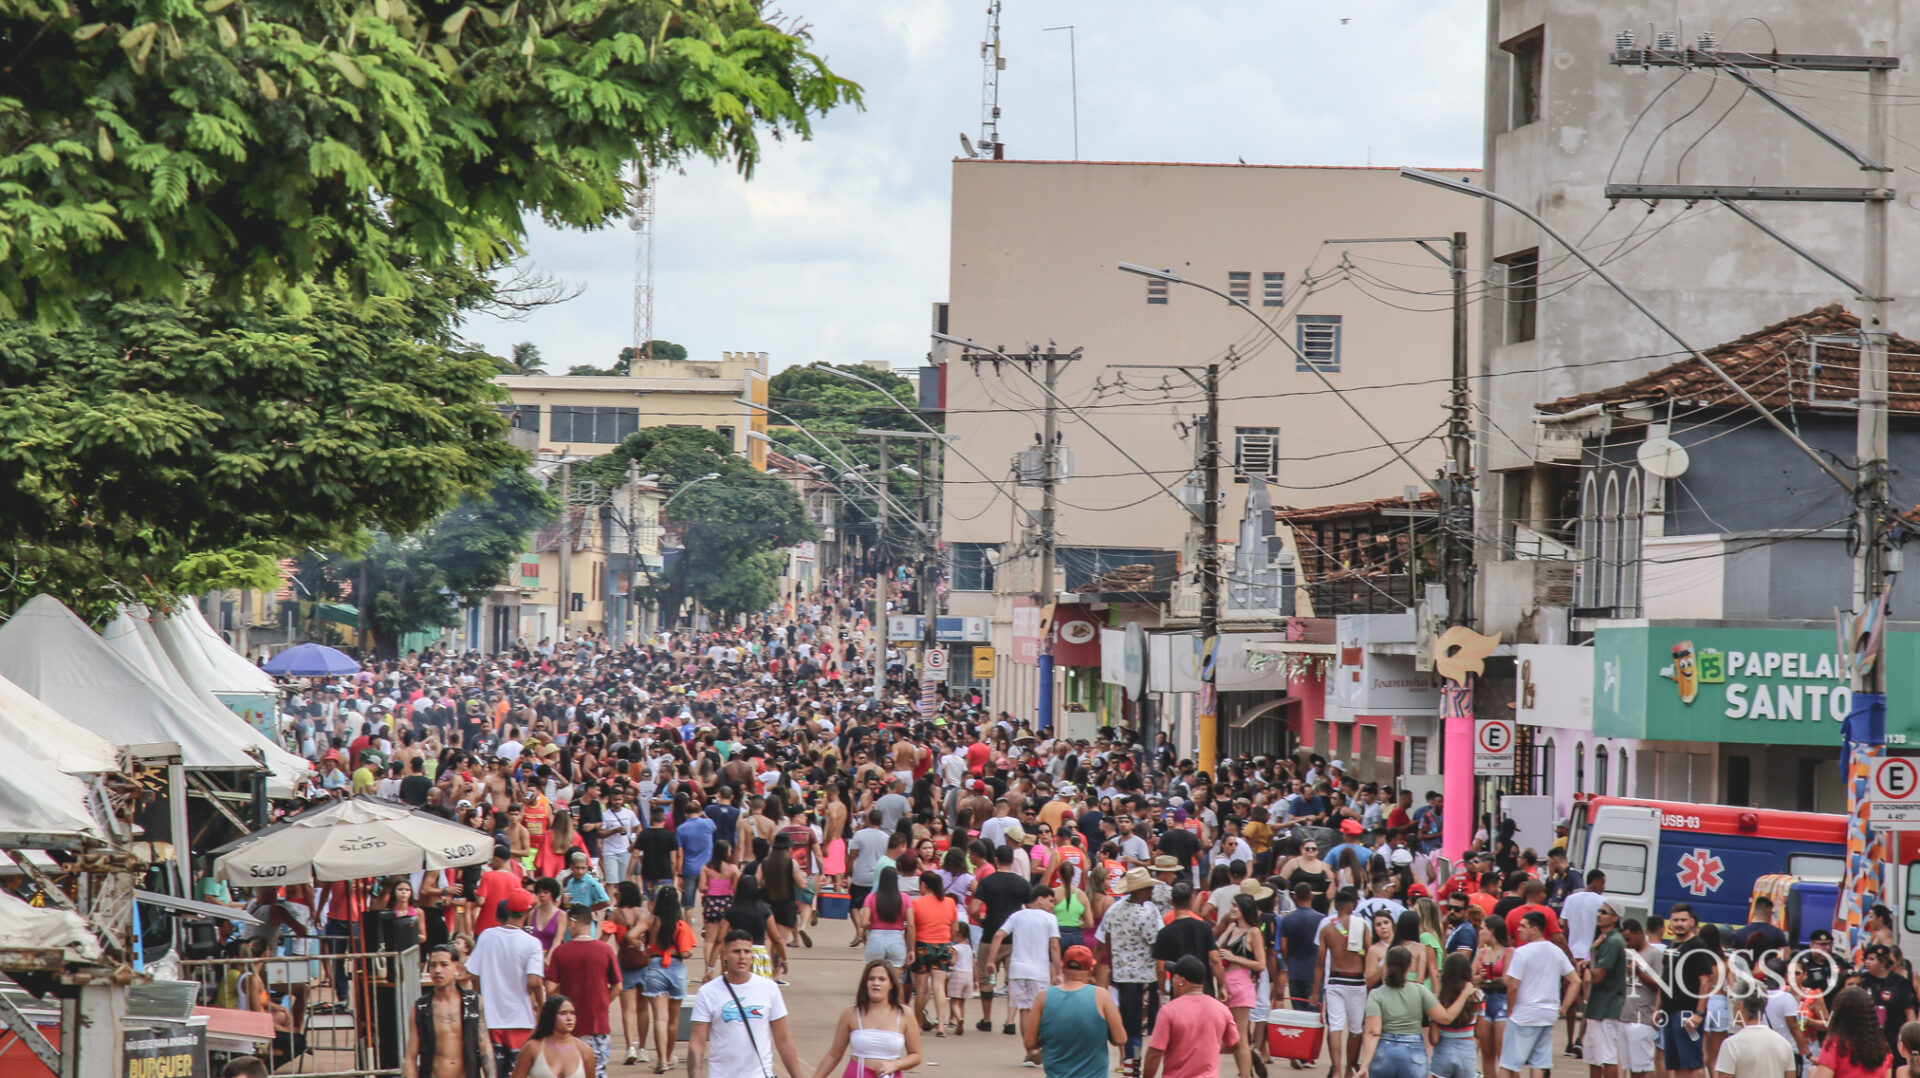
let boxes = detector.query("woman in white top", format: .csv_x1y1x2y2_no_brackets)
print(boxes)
807,962,925,1078
511,995,592,1078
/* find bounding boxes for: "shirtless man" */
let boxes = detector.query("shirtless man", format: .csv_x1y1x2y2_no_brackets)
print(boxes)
485,759,515,815
404,945,491,1078
503,804,532,867
888,737,920,788
1317,886,1369,1078
741,796,778,850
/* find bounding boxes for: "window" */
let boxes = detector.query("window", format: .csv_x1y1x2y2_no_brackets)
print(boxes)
1594,746,1609,799
950,543,999,592
1793,854,1845,881
1296,315,1342,373
1599,473,1620,609
496,404,540,432
1505,27,1544,129
1594,840,1648,894
1906,864,1920,934
1228,271,1251,303
716,425,735,447
1262,272,1285,307
1617,748,1629,795
1619,473,1643,614
550,406,639,444
1497,248,1538,343
1575,741,1586,795
1577,474,1600,606
1146,279,1169,305
1234,426,1280,482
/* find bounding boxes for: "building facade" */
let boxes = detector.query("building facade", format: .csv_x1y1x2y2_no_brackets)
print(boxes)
497,352,771,469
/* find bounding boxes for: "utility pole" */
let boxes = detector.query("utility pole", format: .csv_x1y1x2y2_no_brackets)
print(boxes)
1037,353,1062,735
919,439,940,713
628,459,641,645
1111,360,1222,770
556,460,572,642
873,434,890,706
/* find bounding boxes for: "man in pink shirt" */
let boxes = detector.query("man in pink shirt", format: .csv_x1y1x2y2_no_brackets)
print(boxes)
1143,955,1249,1078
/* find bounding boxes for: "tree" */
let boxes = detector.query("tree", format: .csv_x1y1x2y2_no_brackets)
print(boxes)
569,426,814,624
3,2,862,324
299,464,558,654
766,362,923,431
0,269,519,620
504,341,547,375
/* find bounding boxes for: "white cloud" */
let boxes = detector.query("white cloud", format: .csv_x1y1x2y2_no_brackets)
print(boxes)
466,0,1486,372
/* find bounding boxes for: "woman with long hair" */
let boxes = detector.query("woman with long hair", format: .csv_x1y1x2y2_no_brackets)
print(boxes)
1364,911,1400,988
909,872,960,1036
1052,861,1094,950
1696,922,1732,1066
863,867,913,974
761,833,807,963
608,882,652,1067
1474,915,1513,1078
509,995,591,1078
640,885,696,1074
721,875,786,982
1353,946,1478,1078
698,839,739,973
534,807,586,879
1430,953,1481,1078
1814,986,1892,1078
1277,839,1334,914
806,961,924,1078
1414,898,1446,983
1214,893,1271,1078
1391,910,1435,990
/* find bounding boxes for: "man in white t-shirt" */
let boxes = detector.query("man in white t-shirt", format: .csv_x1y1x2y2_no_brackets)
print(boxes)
690,932,805,1078
986,889,1062,1054
1715,987,1794,1078
1562,870,1607,1061
599,789,640,886
467,891,546,1069
1501,909,1579,1078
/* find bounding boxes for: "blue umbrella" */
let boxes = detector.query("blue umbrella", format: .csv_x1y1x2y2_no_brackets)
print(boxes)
263,642,361,677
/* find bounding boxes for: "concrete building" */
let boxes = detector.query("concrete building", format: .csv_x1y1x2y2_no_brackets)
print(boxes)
496,352,772,470
937,159,1480,737
1473,1,1920,811
518,478,666,646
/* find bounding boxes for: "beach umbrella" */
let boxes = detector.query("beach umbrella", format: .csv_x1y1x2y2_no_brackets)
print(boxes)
261,643,360,678
212,796,488,884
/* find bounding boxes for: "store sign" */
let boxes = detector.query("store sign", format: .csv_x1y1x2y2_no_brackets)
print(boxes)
972,647,996,679
1592,626,1920,745
1514,645,1593,731
1326,613,1440,720
1012,599,1041,664
124,1025,208,1078
887,616,990,643
1148,633,1202,694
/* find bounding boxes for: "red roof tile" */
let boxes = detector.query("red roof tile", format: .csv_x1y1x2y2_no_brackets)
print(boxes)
1537,304,1920,415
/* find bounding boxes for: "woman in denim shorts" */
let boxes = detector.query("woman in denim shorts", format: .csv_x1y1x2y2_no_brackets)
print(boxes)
640,886,695,1074
1430,954,1482,1078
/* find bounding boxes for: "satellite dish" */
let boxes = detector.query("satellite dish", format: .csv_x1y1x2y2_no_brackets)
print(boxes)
1637,437,1691,479
959,132,980,159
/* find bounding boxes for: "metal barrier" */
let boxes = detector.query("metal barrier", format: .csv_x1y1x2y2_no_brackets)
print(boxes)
181,944,420,1077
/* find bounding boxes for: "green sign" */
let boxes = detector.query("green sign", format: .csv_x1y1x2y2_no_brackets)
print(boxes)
1593,626,1920,746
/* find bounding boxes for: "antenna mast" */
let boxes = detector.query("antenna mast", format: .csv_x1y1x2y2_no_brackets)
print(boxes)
629,167,656,363
979,1,1004,159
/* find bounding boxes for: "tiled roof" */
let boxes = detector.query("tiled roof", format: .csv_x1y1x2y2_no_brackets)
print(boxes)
1538,305,1920,415
1277,491,1440,524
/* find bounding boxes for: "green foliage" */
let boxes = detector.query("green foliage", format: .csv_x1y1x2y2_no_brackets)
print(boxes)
570,425,812,623
300,464,558,651
0,269,520,620
626,339,687,362
504,341,546,375
0,1,862,323
766,362,923,432
566,363,615,376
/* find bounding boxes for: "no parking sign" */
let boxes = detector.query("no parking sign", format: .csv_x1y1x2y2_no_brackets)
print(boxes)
1474,719,1515,776
1869,756,1920,827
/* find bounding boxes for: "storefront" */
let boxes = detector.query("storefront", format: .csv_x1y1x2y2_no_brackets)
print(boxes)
1592,625,1920,811
1321,613,1437,785
1514,643,1641,823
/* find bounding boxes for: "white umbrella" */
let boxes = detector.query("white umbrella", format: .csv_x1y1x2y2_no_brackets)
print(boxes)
212,797,491,885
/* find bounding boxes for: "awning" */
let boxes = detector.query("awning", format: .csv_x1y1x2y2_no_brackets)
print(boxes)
1231,696,1301,728
1244,641,1337,655
314,603,359,628
134,890,261,926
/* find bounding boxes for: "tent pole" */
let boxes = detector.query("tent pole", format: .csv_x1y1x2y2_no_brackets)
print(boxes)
168,761,191,889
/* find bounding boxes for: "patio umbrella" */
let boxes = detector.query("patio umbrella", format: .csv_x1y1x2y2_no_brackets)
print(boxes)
212,796,490,884
261,642,360,678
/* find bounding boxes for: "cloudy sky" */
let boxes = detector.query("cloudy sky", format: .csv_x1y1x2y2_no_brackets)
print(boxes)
466,1,1488,373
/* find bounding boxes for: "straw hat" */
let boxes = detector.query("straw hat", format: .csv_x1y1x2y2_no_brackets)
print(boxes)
1151,854,1181,873
1119,867,1156,894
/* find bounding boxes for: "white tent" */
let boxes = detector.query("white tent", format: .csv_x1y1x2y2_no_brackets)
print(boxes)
101,610,310,797
0,745,105,846
0,672,116,774
0,594,261,770
0,888,103,962
156,601,280,697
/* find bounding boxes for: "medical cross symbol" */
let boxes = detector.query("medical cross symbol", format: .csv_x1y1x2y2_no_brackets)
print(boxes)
1676,848,1724,896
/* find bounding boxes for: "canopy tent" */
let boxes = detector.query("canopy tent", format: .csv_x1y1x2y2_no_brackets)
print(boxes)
0,672,116,775
0,594,261,771
212,797,491,884
100,610,309,797
0,889,103,962
0,744,106,846
156,602,280,697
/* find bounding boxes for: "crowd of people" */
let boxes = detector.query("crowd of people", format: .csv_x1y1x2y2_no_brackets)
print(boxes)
200,586,1920,1078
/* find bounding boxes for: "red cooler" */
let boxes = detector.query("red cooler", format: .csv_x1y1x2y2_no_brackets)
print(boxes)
1267,1009,1324,1062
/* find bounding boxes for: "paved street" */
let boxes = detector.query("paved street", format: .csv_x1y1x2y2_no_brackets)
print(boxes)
626,915,1596,1078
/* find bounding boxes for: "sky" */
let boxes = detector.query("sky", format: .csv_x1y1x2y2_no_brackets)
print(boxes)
466,1,1489,374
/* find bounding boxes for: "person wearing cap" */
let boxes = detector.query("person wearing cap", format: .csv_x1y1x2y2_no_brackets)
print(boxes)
1324,820,1371,876
1142,954,1248,1078
1582,898,1627,1078
1098,868,1164,1074
468,890,547,1073
1026,943,1124,1077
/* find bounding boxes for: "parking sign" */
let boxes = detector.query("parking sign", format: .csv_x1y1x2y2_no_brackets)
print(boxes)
1474,719,1515,776
1870,757,1920,827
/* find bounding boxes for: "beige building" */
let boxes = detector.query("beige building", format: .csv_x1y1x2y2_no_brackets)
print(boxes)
497,352,772,470
518,477,667,645
937,160,1480,726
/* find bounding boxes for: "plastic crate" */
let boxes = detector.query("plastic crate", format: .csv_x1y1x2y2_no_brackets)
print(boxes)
1267,1008,1325,1062
818,892,852,920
